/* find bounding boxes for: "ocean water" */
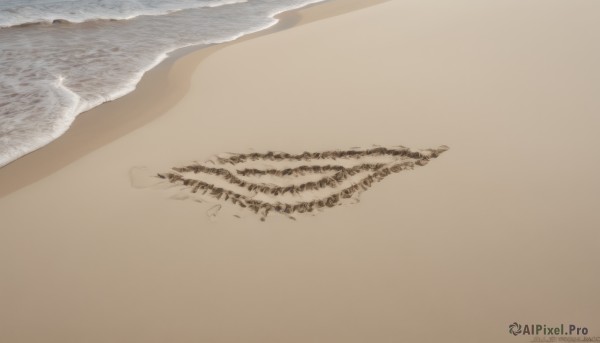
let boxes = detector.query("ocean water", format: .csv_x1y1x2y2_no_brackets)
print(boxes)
0,0,324,167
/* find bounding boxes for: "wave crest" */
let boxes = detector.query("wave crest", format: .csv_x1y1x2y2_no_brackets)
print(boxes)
0,0,246,29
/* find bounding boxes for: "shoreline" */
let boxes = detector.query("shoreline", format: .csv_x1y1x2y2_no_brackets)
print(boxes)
0,0,388,197
1,0,598,341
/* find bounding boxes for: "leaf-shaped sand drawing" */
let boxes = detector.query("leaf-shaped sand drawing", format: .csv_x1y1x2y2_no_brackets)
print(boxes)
151,145,448,221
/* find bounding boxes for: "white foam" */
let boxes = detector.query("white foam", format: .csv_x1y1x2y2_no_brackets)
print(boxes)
0,0,247,28
0,0,326,167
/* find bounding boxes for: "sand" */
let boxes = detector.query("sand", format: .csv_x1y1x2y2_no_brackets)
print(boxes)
1,0,600,342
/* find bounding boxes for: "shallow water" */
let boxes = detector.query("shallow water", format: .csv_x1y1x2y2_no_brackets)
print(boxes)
0,0,324,167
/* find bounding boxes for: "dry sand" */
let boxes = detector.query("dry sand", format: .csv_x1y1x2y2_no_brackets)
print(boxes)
1,0,600,342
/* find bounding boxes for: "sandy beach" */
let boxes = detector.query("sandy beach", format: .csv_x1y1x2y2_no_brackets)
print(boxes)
1,0,599,342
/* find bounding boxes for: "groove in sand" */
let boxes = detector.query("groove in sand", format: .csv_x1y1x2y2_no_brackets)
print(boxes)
155,145,449,220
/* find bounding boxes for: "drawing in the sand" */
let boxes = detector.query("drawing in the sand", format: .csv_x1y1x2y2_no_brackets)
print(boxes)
151,145,449,220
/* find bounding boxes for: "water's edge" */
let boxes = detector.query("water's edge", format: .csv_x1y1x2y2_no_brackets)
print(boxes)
0,0,390,197
0,0,326,168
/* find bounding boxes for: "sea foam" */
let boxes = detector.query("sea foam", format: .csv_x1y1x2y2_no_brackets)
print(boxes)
0,0,325,167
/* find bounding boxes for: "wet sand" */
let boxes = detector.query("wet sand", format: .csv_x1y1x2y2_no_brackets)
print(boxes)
0,0,389,197
1,0,599,342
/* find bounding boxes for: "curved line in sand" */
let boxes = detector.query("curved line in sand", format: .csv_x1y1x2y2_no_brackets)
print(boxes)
154,145,449,220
